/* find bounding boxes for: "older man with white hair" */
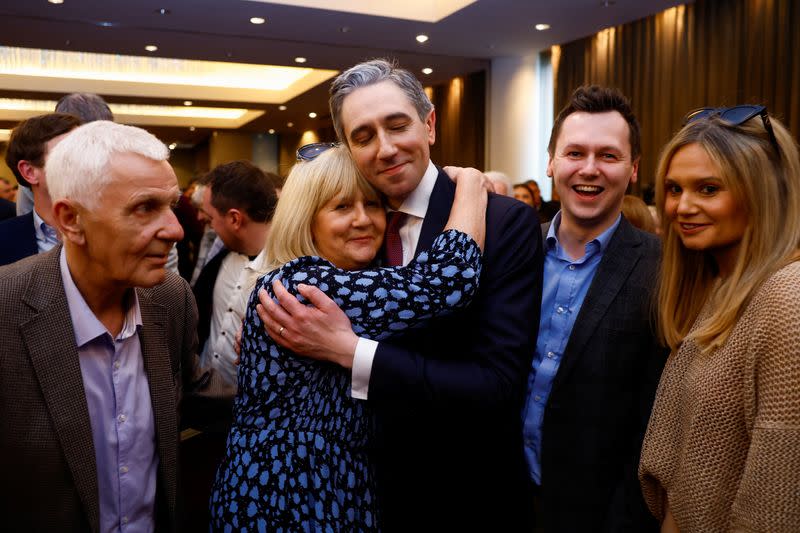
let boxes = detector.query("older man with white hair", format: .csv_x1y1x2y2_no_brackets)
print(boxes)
0,120,198,532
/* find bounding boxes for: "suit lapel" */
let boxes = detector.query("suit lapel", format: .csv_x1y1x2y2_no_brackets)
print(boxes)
551,218,643,395
137,290,178,523
414,168,455,257
20,248,101,533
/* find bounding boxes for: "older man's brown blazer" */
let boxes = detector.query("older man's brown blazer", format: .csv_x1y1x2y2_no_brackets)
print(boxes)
0,247,198,533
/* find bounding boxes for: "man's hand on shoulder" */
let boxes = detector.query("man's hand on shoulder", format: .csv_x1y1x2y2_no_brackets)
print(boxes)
256,280,358,369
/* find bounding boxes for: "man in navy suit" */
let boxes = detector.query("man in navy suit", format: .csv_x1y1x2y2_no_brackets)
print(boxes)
524,86,666,532
0,113,80,266
256,59,543,530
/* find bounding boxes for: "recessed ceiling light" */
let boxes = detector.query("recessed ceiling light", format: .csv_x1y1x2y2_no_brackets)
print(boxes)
416,34,429,43
340,26,350,33
535,23,550,31
145,45,158,52
168,142,177,150
278,105,287,111
308,112,317,118
250,16,266,24
156,8,170,15
189,126,196,131
287,122,294,127
48,0,64,4
268,129,275,134
183,100,193,106
294,57,307,64
422,67,433,75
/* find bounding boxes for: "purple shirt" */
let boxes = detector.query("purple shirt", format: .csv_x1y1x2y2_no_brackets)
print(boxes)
60,248,158,532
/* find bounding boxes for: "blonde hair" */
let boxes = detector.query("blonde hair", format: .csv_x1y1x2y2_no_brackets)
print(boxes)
656,113,800,352
264,145,382,270
622,194,656,233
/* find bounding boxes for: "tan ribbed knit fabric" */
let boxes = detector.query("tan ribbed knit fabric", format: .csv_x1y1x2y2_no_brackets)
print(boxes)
639,261,800,532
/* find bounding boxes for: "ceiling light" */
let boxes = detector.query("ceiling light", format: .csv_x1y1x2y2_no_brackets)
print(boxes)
294,57,307,64
534,23,550,31
421,67,433,75
145,45,158,52
48,0,64,4
250,16,266,24
278,105,287,111
168,142,177,150
268,129,275,134
287,122,294,127
157,8,170,15
416,34,429,43
340,26,350,33
308,112,317,118
189,126,196,131
183,100,192,106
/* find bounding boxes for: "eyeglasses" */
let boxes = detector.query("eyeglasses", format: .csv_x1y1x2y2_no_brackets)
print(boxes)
683,105,779,155
296,142,338,162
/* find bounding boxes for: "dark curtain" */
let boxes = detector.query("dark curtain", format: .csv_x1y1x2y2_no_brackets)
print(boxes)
550,0,800,190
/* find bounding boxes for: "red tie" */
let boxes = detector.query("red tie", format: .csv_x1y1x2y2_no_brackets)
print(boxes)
384,211,407,266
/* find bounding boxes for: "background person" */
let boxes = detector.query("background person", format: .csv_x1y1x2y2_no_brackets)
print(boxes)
639,106,800,532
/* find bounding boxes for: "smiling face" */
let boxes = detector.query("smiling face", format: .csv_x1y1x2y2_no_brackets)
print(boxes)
340,80,435,209
311,188,385,270
78,152,184,288
548,111,639,236
663,143,748,274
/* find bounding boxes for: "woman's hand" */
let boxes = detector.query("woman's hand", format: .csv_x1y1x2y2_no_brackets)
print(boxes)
443,166,495,193
442,166,489,250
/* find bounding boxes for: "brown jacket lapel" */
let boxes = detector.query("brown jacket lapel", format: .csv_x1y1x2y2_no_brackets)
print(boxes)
19,248,101,533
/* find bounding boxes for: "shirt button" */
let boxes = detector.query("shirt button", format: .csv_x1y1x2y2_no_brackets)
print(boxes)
534,395,542,402
121,516,128,525
118,414,127,423
236,285,241,290
568,265,576,271
221,331,226,336
114,361,121,370
120,466,129,474
214,353,219,359
228,308,233,312
547,351,554,359
557,306,565,314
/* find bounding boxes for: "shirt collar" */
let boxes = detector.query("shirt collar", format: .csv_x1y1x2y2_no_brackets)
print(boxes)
546,211,622,255
59,247,142,347
392,160,438,219
33,209,59,245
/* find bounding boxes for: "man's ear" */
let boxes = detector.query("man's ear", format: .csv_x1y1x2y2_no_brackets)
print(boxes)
546,156,554,178
630,157,640,184
227,208,243,230
425,108,436,146
17,160,40,186
52,199,85,245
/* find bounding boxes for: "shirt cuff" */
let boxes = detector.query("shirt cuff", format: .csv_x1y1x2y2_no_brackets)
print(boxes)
351,337,378,400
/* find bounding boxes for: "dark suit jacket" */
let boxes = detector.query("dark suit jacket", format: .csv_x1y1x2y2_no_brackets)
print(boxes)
0,211,37,266
538,217,666,532
370,168,543,531
0,247,198,533
0,198,16,221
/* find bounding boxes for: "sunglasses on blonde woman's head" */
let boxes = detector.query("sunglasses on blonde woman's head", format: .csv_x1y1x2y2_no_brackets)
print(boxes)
683,105,780,156
296,142,339,162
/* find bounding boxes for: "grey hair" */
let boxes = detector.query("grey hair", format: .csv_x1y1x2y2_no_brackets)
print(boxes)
46,120,169,209
484,171,514,197
55,93,114,123
329,59,434,145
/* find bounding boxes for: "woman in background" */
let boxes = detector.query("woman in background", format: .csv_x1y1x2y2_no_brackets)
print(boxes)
639,106,800,532
210,145,488,531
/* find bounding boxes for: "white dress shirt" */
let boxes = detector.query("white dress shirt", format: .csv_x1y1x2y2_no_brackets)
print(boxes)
350,160,439,399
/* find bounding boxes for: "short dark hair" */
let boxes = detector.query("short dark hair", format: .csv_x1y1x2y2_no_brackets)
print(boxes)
55,93,114,123
548,85,641,160
5,113,81,187
203,160,278,223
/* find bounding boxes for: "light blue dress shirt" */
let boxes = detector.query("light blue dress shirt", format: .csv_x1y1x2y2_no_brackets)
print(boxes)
523,212,621,485
59,248,158,532
33,209,59,253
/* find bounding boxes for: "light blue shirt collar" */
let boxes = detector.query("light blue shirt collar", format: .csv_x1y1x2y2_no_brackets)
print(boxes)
59,247,142,347
546,211,621,257
33,209,59,252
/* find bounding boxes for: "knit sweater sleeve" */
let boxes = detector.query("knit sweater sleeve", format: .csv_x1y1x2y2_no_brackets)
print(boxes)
731,262,800,532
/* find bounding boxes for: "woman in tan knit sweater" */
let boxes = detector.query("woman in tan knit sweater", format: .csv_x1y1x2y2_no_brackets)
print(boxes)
639,107,800,532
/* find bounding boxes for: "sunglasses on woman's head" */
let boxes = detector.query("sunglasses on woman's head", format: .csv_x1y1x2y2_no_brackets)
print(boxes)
296,142,339,162
683,105,779,156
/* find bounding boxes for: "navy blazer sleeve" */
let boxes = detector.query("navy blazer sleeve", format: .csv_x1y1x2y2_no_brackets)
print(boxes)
368,193,543,413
